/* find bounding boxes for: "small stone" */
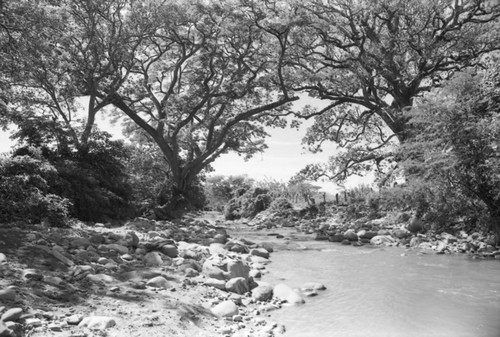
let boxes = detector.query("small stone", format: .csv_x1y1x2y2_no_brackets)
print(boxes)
78,316,116,330
301,282,326,291
159,245,178,258
146,276,170,288
121,254,134,261
0,253,7,263
86,274,115,283
211,301,238,317
25,318,42,327
66,314,84,325
249,248,270,259
232,315,243,322
143,252,163,266
273,284,305,305
225,277,249,295
251,283,273,302
1,308,23,322
204,278,226,290
48,323,62,331
22,269,44,281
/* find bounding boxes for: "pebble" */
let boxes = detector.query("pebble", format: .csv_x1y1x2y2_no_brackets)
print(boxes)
22,268,44,281
0,253,6,263
143,252,163,266
25,318,42,327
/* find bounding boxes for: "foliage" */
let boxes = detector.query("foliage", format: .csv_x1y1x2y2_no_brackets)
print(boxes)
204,175,254,211
0,151,71,226
289,0,500,182
224,187,272,220
400,60,500,232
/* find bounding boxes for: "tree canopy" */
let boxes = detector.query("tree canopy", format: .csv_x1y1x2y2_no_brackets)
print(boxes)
288,0,500,183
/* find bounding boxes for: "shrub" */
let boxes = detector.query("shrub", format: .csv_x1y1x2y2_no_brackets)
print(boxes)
0,153,71,226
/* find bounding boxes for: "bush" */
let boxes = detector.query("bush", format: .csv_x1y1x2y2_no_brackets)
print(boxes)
0,153,71,226
223,187,272,220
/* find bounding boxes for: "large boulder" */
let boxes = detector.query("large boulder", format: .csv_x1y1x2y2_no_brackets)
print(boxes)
273,284,305,305
202,255,250,281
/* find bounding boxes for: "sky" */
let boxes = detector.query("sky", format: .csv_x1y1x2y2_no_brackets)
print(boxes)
0,95,373,194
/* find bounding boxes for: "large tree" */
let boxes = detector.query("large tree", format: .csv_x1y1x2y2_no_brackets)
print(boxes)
104,0,299,214
288,0,500,183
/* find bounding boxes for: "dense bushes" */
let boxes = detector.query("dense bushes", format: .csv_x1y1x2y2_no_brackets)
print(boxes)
0,152,71,226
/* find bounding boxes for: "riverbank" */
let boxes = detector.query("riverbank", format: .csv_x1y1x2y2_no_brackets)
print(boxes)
1,209,498,337
0,212,327,337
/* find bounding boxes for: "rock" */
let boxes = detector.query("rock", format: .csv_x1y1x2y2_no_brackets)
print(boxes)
273,284,305,305
393,229,410,239
146,276,170,288
184,268,199,277
125,231,139,248
226,277,249,294
260,242,274,253
435,241,448,254
358,231,377,240
103,243,129,254
227,259,250,280
301,282,326,291
25,318,42,327
0,253,7,263
22,268,43,281
70,237,92,249
440,232,458,244
251,283,273,302
211,301,238,317
409,237,421,248
226,242,249,254
86,274,115,283
204,278,226,290
246,255,270,265
249,248,270,259
159,245,178,258
341,239,351,245
408,216,423,233
208,243,227,255
344,230,358,241
249,270,262,279
66,314,84,325
377,229,391,236
1,308,23,322
78,316,116,330
370,235,395,245
121,254,134,261
418,242,433,250
0,288,16,301
202,256,226,280
143,252,163,266
328,234,345,242
0,321,9,337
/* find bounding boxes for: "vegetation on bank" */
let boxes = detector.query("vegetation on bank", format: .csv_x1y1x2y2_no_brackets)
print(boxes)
0,0,499,238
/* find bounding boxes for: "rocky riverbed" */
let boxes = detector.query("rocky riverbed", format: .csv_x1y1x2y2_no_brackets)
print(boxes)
1,209,498,337
0,213,327,337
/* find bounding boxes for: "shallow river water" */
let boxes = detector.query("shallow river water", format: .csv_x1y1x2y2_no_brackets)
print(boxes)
249,234,500,337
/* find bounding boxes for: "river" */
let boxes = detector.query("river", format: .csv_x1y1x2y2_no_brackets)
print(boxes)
249,235,500,337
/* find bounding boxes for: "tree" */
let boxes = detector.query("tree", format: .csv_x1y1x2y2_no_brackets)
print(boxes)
401,60,500,232
288,0,500,182
104,0,299,215
0,0,149,152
